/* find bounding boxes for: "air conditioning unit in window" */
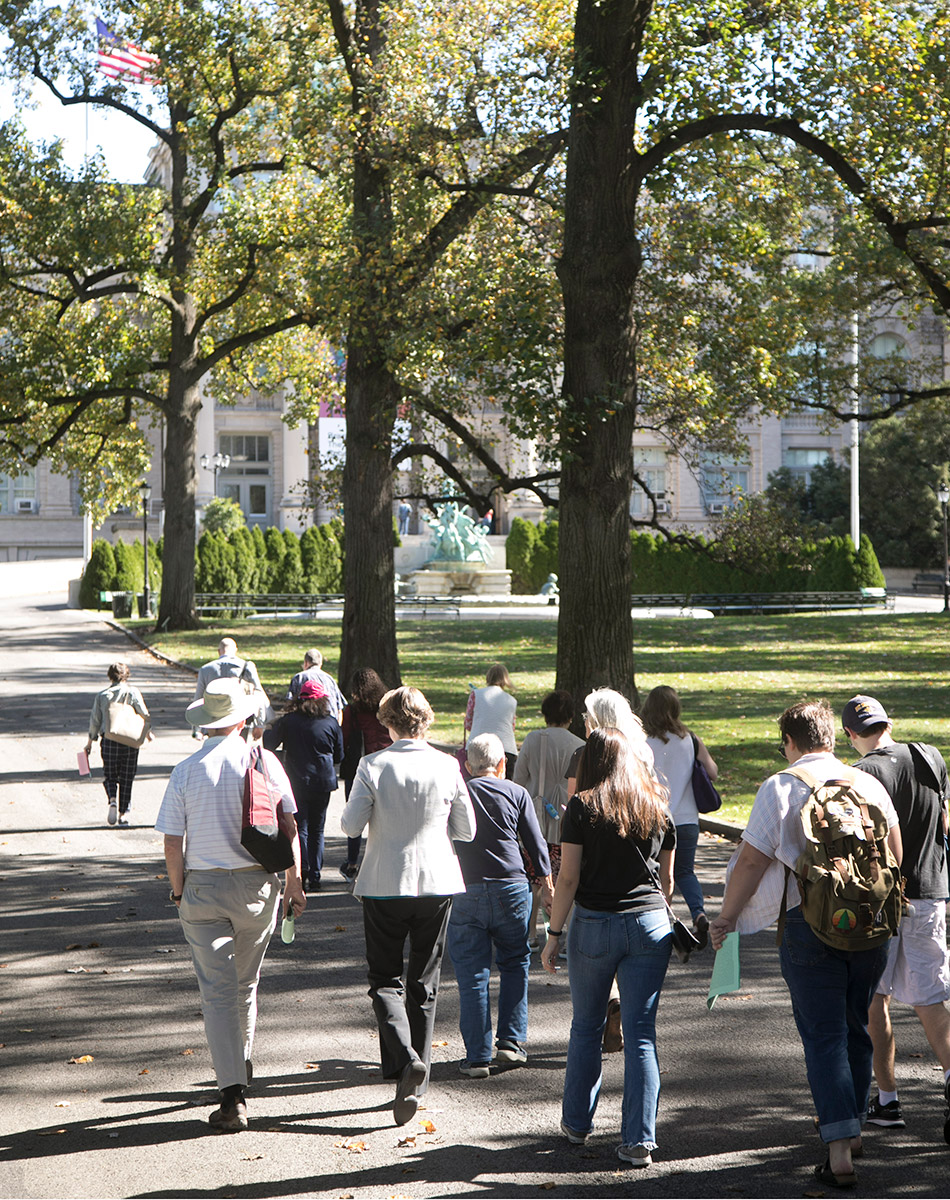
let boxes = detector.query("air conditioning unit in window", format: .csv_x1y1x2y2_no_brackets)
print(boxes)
655,500,671,515
14,498,38,514
707,502,727,515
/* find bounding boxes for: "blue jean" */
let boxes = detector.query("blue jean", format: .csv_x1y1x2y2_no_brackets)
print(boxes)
292,783,331,880
779,907,890,1142
447,880,532,1063
563,905,671,1149
673,823,705,920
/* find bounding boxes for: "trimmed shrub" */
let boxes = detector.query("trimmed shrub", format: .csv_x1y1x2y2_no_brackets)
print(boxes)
264,527,286,593
272,528,304,593
196,531,238,593
112,540,139,593
79,540,117,608
506,517,540,593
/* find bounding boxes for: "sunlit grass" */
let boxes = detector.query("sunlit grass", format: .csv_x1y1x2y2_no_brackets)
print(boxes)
138,611,950,825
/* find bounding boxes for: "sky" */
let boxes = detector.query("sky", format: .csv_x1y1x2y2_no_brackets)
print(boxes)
4,77,158,182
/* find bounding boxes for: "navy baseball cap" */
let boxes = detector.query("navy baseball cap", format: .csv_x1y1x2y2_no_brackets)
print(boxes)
841,695,890,733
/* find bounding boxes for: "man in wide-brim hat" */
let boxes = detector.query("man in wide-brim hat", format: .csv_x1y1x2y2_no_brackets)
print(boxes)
156,677,306,1133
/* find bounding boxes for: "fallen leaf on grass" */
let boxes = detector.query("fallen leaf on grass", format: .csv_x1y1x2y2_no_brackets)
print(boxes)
305,1062,320,1070
67,1055,93,1064
396,1136,416,1148
240,1153,264,1161
431,1040,448,1047
138,1068,149,1075
335,1139,367,1153
419,1119,436,1133
155,874,167,880
181,1048,195,1056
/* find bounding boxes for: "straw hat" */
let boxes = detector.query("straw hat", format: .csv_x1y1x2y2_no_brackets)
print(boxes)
186,677,259,729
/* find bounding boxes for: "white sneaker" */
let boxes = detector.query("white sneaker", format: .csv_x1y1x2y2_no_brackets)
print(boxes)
107,800,117,826
618,1143,652,1167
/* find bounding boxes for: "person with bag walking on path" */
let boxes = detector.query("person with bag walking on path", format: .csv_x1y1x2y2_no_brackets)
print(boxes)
842,694,950,1142
341,686,475,1126
711,700,902,1189
541,727,675,1169
156,677,306,1134
83,661,152,826
641,685,718,949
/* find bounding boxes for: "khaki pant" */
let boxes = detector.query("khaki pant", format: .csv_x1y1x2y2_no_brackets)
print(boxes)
179,868,280,1090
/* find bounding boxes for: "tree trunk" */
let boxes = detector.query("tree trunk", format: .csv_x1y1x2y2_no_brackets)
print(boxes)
339,344,401,689
157,386,201,631
554,0,649,722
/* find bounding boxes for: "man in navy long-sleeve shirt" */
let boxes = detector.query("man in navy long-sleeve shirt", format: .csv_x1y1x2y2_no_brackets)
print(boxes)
449,732,551,1077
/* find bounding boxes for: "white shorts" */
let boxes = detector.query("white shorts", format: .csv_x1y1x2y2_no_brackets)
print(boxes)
876,898,950,1008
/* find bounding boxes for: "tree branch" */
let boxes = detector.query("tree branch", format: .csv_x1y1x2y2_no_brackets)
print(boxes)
193,313,311,379
29,55,170,144
326,0,359,92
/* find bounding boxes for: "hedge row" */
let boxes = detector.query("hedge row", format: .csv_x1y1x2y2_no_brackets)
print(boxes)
504,518,885,595
78,537,162,608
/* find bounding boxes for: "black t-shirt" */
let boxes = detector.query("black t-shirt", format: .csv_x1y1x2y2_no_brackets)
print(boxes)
560,793,675,913
853,742,949,899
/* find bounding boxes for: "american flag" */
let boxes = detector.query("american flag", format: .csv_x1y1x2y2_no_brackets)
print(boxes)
95,18,160,85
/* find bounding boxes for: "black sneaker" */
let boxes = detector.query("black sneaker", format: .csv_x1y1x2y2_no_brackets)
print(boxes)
867,1095,905,1128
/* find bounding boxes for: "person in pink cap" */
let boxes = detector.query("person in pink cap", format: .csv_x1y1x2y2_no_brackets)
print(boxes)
264,678,343,890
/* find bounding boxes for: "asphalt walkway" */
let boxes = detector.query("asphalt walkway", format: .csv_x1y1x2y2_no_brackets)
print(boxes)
1,568,948,1198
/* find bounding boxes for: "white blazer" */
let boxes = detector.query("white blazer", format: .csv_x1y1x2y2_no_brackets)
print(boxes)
341,739,476,898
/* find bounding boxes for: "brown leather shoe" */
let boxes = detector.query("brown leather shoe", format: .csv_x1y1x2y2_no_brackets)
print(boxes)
603,998,623,1053
209,1098,248,1133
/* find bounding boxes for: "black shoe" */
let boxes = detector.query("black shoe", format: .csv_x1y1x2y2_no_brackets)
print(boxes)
339,862,358,881
814,1158,856,1189
393,1058,426,1126
693,913,709,951
867,1095,905,1128
943,1077,950,1146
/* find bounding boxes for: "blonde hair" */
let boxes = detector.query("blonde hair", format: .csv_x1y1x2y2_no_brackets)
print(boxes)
486,663,512,690
640,685,688,743
378,686,434,739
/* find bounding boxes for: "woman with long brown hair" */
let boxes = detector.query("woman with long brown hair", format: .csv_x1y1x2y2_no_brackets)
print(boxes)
541,727,674,1169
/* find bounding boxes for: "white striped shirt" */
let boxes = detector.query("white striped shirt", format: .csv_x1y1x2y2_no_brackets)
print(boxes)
156,732,296,871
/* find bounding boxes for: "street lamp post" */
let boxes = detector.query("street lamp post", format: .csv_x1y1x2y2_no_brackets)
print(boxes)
139,480,152,618
200,452,231,496
938,484,950,614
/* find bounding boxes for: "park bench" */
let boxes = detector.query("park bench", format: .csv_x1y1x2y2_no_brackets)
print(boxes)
630,590,891,614
912,573,946,594
194,592,461,620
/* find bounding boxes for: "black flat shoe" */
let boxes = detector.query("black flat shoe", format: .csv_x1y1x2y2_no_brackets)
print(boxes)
814,1158,857,1189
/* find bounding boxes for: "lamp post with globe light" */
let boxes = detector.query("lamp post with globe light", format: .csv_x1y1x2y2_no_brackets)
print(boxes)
200,452,231,496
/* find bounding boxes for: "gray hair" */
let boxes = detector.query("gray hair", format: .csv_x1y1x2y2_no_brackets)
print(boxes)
585,688,646,746
304,648,323,667
466,733,505,776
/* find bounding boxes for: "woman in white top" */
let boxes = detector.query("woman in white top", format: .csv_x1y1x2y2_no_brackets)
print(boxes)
641,685,717,945
466,663,518,777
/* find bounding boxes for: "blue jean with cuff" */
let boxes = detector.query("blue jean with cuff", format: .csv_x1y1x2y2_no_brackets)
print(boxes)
562,904,671,1149
447,879,532,1064
779,906,889,1143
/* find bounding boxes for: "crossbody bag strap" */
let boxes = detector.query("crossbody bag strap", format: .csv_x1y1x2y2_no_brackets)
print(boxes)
536,730,547,800
633,840,677,922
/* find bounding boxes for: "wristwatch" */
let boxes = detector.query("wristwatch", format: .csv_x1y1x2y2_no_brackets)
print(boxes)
169,888,182,902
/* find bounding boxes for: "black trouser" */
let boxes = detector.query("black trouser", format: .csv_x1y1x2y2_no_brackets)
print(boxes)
100,738,139,814
361,895,452,1088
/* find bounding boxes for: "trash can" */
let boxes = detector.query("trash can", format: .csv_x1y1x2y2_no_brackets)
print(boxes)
136,593,157,619
111,591,134,619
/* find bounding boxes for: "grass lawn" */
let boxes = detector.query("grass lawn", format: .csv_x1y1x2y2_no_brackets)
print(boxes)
137,611,950,826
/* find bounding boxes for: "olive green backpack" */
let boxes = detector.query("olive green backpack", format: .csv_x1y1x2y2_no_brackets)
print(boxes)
778,765,903,952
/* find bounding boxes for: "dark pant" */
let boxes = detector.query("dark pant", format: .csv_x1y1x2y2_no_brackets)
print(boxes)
100,738,139,815
291,783,332,880
362,895,453,1087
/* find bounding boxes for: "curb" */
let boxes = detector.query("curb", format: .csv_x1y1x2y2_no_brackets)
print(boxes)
100,616,199,676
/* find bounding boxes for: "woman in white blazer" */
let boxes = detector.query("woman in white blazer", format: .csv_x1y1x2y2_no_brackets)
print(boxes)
341,686,475,1127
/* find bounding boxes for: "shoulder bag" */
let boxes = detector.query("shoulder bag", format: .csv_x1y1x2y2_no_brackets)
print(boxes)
242,747,296,873
104,698,149,748
690,733,722,814
634,841,700,963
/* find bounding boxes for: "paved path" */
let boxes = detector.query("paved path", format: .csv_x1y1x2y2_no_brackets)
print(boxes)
1,576,948,1198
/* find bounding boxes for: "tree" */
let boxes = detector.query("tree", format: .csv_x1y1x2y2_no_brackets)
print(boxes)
552,0,950,709
201,497,246,538
0,1,327,630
